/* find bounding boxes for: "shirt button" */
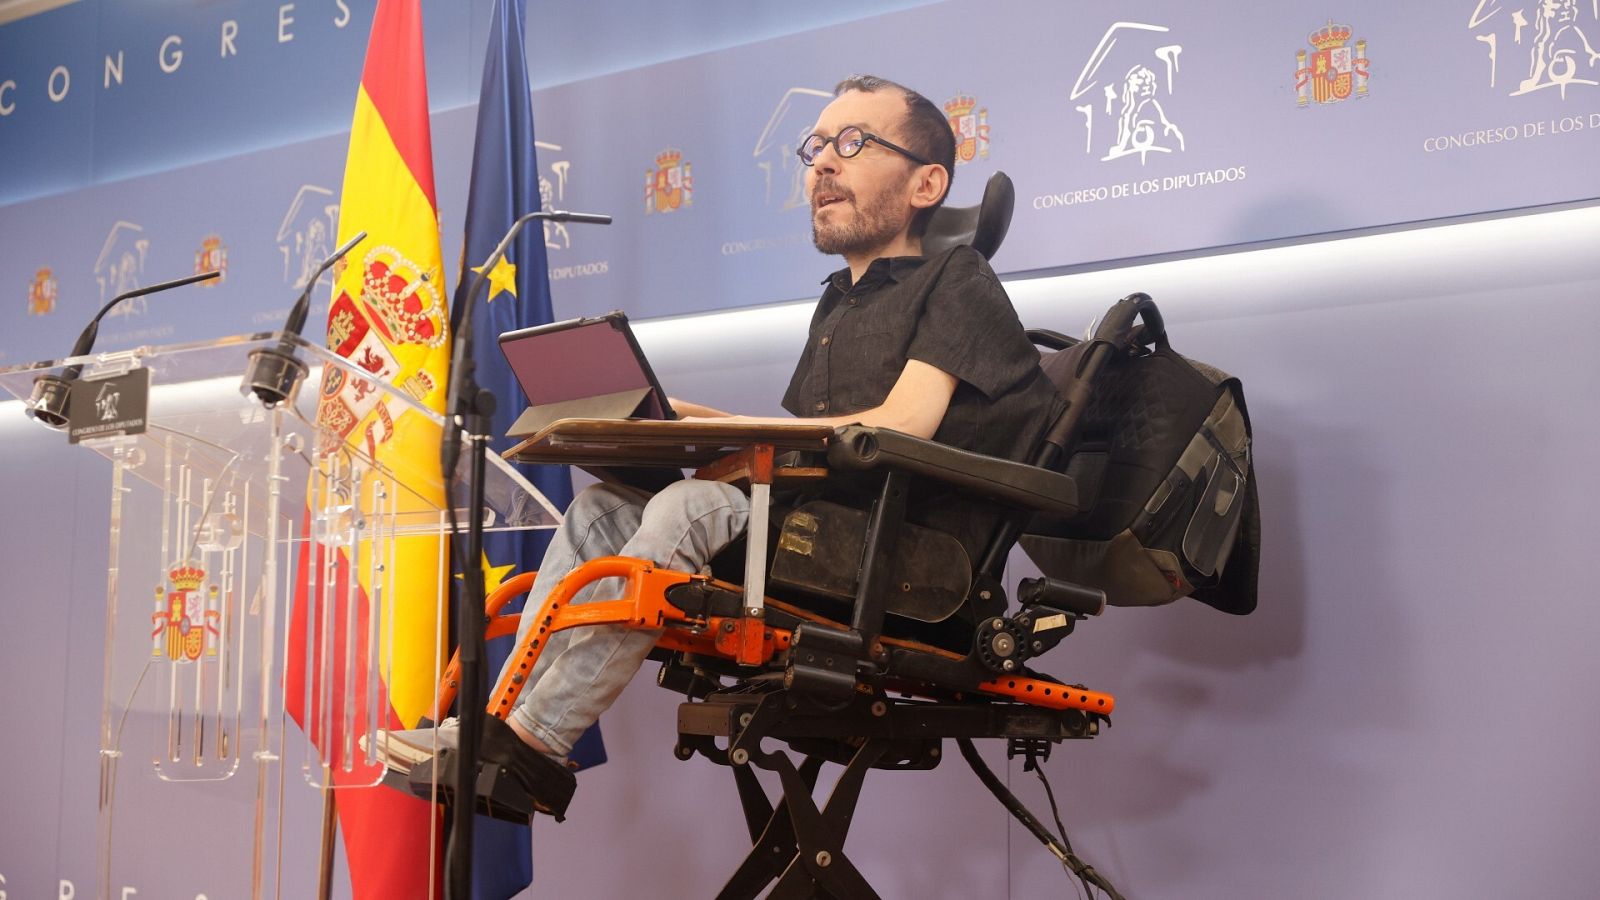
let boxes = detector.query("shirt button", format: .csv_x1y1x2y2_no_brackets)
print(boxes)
820,336,831,346
847,297,858,306
813,401,827,413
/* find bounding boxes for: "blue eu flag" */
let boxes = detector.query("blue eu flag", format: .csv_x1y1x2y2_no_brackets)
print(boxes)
454,1,606,896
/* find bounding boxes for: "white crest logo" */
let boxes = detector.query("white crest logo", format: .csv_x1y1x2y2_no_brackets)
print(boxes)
94,221,149,318
1468,0,1600,97
277,185,339,289
537,140,574,250
1070,22,1187,164
95,382,120,422
753,87,831,210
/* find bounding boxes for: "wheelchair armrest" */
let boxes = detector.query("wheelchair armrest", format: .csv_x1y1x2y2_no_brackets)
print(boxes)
826,425,1079,517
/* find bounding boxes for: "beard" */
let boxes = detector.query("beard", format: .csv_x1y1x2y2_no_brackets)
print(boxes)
811,178,909,257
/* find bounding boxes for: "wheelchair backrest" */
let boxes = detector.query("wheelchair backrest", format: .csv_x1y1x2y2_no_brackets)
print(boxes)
1015,317,1259,615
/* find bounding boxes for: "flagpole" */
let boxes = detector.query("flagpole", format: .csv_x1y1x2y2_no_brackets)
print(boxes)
317,787,338,900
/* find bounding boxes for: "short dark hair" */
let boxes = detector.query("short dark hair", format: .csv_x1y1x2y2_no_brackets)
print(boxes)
833,75,954,238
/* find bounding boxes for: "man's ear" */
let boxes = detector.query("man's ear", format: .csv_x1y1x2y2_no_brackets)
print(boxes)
908,164,950,212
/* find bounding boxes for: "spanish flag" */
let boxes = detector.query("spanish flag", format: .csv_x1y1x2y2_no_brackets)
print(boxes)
285,1,449,896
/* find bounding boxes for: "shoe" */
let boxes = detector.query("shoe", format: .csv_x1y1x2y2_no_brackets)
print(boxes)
407,715,577,823
361,717,459,775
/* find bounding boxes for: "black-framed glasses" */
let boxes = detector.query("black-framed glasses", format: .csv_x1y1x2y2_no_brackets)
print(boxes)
797,125,932,167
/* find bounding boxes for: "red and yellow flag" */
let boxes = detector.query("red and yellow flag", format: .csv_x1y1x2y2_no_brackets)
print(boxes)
285,1,449,896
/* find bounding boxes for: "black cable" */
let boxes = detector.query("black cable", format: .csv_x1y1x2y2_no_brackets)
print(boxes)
1019,744,1088,900
1033,763,1094,898
956,738,1128,900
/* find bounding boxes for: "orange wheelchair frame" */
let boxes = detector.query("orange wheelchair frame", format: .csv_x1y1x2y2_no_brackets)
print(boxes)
431,560,1115,723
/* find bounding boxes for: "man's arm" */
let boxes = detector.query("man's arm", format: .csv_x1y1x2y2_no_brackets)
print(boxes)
679,359,958,440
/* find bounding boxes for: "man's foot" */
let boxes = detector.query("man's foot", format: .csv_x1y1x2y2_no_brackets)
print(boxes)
405,716,577,823
361,717,460,775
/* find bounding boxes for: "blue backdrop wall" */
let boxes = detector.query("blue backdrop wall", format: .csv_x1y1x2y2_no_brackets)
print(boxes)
5,0,1598,365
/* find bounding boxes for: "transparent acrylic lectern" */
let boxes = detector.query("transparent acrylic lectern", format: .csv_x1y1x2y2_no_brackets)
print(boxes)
0,332,560,900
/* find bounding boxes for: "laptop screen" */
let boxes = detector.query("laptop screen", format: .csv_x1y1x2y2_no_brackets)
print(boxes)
497,312,674,422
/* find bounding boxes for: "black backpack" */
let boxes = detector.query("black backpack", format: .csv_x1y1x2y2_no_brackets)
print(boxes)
1020,306,1258,615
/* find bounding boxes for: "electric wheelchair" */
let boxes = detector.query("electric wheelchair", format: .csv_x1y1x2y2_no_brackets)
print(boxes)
414,172,1255,900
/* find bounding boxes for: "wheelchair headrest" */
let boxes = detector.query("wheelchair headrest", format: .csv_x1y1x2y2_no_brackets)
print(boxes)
922,171,1015,261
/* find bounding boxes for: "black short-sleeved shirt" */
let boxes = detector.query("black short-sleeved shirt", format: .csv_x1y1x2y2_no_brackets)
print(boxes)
782,245,1061,562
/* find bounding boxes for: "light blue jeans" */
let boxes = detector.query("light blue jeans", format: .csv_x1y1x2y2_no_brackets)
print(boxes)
499,479,750,758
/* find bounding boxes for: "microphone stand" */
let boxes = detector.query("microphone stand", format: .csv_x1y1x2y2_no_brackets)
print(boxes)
441,209,610,900
28,270,221,429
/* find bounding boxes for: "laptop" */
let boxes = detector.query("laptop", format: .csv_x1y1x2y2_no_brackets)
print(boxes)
497,311,677,439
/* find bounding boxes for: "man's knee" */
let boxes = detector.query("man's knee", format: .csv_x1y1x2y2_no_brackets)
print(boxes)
567,482,649,520
645,479,748,521
633,480,751,556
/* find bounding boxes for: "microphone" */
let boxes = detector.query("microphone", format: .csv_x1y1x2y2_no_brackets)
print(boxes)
441,210,610,474
539,210,612,226
27,270,221,430
240,230,367,408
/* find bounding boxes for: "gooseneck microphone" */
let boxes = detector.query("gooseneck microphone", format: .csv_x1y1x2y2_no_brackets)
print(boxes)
440,209,611,476
27,269,222,429
240,230,367,408
285,230,368,339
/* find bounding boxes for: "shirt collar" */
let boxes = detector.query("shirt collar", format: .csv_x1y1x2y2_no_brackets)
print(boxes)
820,254,929,292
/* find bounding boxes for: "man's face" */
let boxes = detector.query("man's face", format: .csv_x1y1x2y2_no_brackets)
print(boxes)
805,90,920,258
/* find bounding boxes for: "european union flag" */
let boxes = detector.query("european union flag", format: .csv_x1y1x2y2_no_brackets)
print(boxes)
453,1,606,896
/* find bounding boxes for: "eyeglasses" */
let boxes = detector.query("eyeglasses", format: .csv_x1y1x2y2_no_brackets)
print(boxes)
796,125,932,167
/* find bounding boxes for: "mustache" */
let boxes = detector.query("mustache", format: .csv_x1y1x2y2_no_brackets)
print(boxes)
810,178,855,209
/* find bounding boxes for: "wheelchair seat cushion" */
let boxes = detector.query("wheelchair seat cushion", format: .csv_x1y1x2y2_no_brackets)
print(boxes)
769,500,972,623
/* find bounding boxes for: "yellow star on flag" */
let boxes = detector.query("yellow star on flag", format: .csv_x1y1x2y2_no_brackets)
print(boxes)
473,256,518,303
481,557,517,597
455,557,517,600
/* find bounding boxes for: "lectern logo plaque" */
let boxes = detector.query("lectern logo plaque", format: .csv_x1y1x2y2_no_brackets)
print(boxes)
67,368,150,444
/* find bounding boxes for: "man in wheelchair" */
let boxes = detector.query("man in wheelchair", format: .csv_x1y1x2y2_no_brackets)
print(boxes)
396,72,1252,900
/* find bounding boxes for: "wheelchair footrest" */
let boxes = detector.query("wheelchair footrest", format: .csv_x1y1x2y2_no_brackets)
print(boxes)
406,731,576,824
